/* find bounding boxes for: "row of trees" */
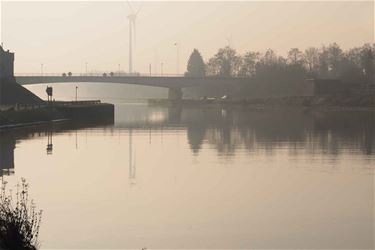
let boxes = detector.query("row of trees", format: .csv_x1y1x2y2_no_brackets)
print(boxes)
185,43,375,85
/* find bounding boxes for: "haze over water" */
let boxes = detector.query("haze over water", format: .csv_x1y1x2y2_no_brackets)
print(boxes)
0,83,373,249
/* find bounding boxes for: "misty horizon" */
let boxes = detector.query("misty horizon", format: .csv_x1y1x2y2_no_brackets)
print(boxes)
1,1,373,74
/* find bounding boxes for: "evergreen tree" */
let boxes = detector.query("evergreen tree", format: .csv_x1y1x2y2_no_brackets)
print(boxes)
185,49,206,77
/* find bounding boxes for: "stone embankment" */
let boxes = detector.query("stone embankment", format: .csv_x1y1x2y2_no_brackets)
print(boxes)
149,94,375,109
0,101,114,129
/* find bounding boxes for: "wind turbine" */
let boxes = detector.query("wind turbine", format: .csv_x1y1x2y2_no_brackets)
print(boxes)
127,1,141,74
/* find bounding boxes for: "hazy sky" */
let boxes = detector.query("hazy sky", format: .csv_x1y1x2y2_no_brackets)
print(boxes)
1,1,374,75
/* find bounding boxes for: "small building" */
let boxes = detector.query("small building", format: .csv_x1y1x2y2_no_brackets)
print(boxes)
0,45,15,80
0,46,43,105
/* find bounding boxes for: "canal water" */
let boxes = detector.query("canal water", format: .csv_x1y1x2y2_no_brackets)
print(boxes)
1,83,374,249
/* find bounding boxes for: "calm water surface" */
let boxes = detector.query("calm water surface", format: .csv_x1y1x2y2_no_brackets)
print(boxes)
1,83,374,249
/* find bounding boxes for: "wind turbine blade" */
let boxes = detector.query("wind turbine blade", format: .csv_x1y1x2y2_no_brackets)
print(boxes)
126,0,134,14
136,4,142,15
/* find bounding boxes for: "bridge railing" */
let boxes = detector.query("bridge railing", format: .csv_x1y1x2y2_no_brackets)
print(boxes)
0,100,103,112
15,72,185,77
0,103,48,112
54,100,102,105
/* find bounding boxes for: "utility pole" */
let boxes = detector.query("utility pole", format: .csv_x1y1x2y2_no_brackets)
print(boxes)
41,64,44,83
128,17,133,74
75,86,78,102
174,43,179,75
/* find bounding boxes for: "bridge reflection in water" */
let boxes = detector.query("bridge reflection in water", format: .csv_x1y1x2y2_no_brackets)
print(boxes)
1,105,374,178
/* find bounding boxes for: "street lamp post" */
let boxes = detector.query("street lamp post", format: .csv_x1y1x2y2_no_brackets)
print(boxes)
41,64,44,83
75,86,78,102
174,43,179,75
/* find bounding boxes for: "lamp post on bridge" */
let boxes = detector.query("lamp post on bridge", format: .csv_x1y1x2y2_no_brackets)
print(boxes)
75,86,78,102
174,42,179,75
41,64,44,83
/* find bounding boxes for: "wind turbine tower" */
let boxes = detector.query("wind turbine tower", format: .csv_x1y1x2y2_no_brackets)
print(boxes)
127,1,141,74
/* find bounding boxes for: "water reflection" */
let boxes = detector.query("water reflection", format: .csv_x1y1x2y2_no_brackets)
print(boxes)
46,130,53,155
1,104,374,248
0,121,114,176
115,105,375,157
185,108,375,157
128,129,136,185
1,106,374,176
0,134,15,176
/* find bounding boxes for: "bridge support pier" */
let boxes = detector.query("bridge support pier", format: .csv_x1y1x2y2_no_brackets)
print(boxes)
168,87,182,101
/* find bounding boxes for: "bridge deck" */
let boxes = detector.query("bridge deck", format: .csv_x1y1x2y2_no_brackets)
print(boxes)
15,76,251,88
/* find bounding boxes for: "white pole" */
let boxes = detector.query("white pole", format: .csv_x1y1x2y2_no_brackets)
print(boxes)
174,43,179,75
129,18,133,74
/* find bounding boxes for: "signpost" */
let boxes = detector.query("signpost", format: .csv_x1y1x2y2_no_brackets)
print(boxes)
46,86,53,102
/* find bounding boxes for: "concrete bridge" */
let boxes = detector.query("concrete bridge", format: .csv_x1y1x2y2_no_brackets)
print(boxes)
15,75,250,100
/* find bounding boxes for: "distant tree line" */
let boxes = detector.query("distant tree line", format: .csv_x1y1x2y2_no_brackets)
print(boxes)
184,43,374,98
186,43,375,85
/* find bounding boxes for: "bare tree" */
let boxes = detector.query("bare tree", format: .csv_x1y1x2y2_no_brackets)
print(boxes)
304,47,319,73
360,44,375,84
239,51,260,77
327,43,343,78
287,48,304,65
206,46,241,77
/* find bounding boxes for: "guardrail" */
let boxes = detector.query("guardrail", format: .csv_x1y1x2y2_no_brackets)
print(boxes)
15,73,185,77
0,103,48,112
54,100,102,105
0,100,103,112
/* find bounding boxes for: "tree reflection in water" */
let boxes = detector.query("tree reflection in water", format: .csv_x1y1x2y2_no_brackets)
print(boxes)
0,107,374,177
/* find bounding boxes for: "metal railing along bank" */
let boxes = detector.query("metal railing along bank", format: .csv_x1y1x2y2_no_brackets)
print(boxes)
0,100,102,112
14,72,185,77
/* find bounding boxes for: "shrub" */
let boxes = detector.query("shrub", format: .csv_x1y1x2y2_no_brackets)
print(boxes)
0,178,42,250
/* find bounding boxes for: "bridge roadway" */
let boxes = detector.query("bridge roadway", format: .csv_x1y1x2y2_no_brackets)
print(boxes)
15,75,250,88
15,75,250,100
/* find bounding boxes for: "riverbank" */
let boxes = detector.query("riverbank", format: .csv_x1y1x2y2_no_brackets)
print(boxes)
149,94,375,110
0,101,114,129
